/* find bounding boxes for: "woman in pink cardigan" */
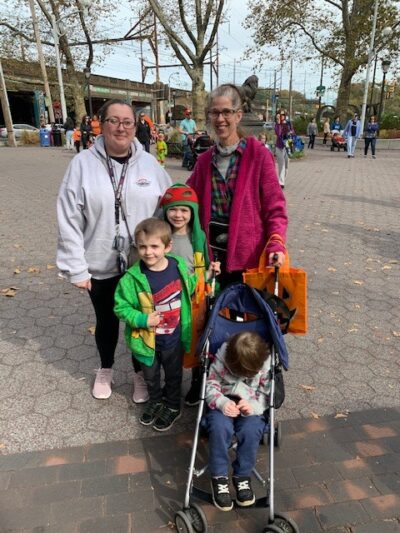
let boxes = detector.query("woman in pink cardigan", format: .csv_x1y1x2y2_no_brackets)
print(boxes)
187,83,288,288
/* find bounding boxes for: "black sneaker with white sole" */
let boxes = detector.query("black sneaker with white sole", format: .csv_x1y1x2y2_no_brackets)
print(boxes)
211,477,233,511
139,402,163,426
232,475,255,507
152,405,181,432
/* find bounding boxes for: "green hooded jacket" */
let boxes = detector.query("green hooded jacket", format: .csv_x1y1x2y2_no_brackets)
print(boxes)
114,255,196,366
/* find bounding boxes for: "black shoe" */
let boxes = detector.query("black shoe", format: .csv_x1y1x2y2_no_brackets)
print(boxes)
232,476,255,507
139,402,163,426
185,381,201,406
211,477,233,512
153,405,181,432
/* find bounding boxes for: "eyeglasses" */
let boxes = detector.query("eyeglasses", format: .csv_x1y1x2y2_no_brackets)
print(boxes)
208,108,238,119
104,117,135,129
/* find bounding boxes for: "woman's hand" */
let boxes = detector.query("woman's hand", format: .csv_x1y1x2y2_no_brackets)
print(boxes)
222,400,240,417
206,261,221,280
147,311,161,327
74,279,92,291
237,399,254,416
268,252,285,267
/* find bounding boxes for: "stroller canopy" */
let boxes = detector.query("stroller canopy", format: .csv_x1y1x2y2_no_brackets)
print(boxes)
198,283,289,370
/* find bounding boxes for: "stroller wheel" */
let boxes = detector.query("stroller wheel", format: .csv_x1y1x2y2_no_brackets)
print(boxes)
175,510,194,533
263,525,283,533
274,421,282,448
266,513,299,533
187,503,208,532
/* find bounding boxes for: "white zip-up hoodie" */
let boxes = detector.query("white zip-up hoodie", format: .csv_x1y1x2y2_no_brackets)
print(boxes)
57,135,172,283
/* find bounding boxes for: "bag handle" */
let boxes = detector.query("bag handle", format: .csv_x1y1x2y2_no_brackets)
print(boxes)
258,234,290,272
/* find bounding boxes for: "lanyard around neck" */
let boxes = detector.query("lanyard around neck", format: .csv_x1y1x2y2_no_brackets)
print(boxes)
106,151,131,227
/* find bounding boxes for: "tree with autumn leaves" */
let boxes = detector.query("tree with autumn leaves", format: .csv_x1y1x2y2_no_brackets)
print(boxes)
244,0,400,118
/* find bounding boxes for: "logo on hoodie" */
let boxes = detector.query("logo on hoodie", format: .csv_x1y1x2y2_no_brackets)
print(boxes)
136,177,151,187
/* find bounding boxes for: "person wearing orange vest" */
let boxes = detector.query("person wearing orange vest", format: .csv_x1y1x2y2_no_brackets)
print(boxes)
91,115,102,137
72,127,81,153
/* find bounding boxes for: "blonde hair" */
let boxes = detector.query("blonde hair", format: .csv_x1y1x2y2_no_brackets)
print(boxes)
225,331,270,378
134,218,172,246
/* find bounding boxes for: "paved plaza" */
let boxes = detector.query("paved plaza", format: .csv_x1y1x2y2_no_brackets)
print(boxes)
0,143,399,531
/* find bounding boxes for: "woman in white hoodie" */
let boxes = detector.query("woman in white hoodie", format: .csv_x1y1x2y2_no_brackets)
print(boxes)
57,99,172,401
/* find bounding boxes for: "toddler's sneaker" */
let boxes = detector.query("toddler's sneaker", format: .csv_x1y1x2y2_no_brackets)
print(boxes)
233,476,255,507
132,371,149,403
140,402,163,426
153,405,181,432
92,368,113,399
211,477,233,511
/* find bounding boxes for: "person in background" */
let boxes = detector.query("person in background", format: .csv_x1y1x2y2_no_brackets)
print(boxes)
57,98,172,401
274,109,292,189
80,115,92,150
307,117,318,149
188,84,287,290
136,112,151,153
258,132,272,153
156,132,168,167
322,117,330,144
63,116,75,150
343,113,362,158
331,116,342,132
91,114,101,137
179,109,197,168
72,125,81,153
364,115,379,159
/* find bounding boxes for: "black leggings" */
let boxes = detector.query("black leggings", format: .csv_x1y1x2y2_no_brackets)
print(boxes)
88,276,140,371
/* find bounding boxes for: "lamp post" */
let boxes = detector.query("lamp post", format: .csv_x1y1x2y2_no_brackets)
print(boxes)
360,0,379,134
84,67,93,117
172,90,176,127
51,0,91,123
377,59,391,127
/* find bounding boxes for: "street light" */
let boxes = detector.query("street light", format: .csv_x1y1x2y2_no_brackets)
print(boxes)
167,71,179,123
377,59,391,126
172,90,177,127
84,67,93,117
51,0,92,122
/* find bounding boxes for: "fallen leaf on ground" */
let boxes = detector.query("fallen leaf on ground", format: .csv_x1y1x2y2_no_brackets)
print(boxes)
88,326,96,335
348,328,358,333
334,411,349,419
328,267,337,272
14,244,22,249
14,268,21,274
321,229,329,232
354,304,361,309
47,264,56,270
1,287,19,297
311,412,320,419
27,267,40,273
382,265,392,270
392,331,400,337
301,384,316,391
353,280,364,285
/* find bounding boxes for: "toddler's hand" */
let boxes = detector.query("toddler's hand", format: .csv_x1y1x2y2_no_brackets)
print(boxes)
147,311,161,327
206,261,221,280
222,400,240,417
237,399,254,416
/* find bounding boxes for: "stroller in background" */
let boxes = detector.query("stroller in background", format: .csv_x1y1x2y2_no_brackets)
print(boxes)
187,132,214,171
331,131,347,151
174,278,299,533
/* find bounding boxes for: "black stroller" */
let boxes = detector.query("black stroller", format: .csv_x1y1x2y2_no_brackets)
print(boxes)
174,278,299,532
187,132,213,171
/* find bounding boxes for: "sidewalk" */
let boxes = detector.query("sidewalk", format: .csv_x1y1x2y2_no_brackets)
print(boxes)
0,145,399,531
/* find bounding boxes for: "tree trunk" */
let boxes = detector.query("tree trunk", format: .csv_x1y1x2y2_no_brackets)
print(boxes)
191,65,206,129
336,63,357,120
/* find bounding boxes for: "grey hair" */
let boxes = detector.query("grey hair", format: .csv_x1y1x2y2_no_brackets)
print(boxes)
208,84,243,111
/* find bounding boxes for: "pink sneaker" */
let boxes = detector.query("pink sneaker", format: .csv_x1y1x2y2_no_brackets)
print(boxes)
132,371,149,403
92,368,113,399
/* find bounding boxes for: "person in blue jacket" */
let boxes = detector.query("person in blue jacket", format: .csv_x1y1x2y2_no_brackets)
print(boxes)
364,116,379,159
343,113,361,158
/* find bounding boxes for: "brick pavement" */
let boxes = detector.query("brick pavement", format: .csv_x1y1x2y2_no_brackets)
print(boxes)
0,143,399,531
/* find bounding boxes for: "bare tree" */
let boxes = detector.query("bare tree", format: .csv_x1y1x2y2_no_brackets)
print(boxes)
146,0,225,125
244,0,400,118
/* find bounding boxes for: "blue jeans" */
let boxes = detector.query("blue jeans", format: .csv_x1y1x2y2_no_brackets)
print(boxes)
347,136,358,156
205,409,266,477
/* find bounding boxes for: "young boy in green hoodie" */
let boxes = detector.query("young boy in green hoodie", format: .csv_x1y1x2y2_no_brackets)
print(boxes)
160,184,220,406
114,217,214,431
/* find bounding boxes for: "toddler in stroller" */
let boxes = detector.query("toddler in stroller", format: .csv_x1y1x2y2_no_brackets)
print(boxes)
187,131,213,171
205,331,271,511
331,131,347,152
